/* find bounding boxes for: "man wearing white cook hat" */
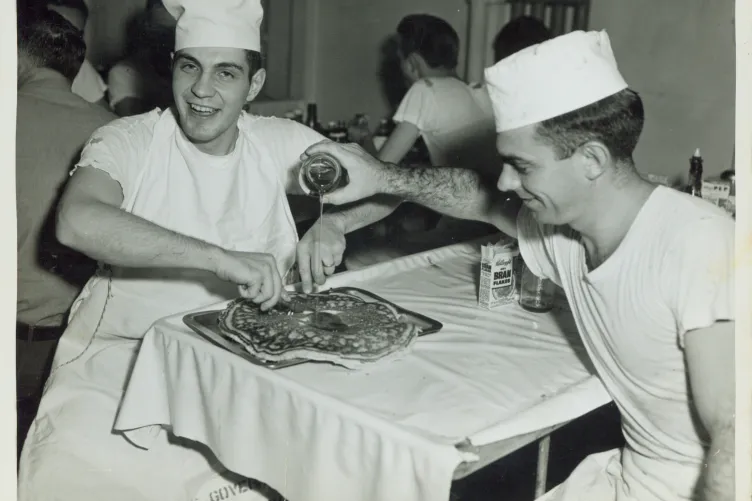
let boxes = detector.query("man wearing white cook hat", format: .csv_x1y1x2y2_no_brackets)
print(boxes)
18,0,327,499
298,31,735,501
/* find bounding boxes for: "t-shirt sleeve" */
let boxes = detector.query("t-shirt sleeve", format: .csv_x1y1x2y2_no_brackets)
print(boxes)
516,206,562,286
393,80,436,132
662,217,735,347
71,115,154,205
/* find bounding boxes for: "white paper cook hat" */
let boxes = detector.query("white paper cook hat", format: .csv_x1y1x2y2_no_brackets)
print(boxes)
484,30,628,132
163,0,263,51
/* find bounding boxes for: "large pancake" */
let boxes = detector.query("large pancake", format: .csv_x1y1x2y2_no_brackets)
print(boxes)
216,291,421,369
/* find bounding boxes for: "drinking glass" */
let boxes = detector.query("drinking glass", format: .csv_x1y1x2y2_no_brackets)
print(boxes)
519,264,556,312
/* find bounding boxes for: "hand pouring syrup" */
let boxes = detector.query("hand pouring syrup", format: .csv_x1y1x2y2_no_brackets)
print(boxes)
298,153,348,328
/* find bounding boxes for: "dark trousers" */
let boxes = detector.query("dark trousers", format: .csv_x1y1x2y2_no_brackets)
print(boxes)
16,322,64,461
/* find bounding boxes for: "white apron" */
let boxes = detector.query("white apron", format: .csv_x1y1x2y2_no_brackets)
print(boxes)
19,109,298,501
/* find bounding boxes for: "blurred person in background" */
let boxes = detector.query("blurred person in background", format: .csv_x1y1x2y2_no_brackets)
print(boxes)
46,0,109,107
493,15,552,62
317,14,552,271
336,13,499,270
16,7,116,455
107,0,176,116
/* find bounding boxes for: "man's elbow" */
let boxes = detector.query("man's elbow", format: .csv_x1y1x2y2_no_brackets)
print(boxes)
487,194,521,238
56,200,90,252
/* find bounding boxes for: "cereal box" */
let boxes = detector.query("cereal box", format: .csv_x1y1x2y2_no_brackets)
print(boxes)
478,238,522,309
701,179,735,217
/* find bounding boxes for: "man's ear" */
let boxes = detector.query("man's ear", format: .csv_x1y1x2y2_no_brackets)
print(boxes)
406,52,425,79
246,68,266,102
577,141,611,181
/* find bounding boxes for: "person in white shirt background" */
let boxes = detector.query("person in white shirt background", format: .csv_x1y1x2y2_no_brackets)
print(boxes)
46,0,109,107
297,30,735,501
330,14,500,271
18,0,326,499
309,14,555,276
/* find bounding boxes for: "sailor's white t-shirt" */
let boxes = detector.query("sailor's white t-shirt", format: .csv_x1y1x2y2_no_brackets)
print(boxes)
518,186,735,501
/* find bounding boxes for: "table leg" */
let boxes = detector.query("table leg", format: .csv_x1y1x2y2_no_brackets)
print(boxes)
534,435,551,498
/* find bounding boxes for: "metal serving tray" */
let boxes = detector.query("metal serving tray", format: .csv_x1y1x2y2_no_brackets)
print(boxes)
182,287,444,370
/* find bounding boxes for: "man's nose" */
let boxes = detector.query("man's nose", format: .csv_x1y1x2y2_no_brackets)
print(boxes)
191,72,214,98
497,165,521,193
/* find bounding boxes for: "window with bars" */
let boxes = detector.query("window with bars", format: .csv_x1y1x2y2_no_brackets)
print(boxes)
465,0,591,82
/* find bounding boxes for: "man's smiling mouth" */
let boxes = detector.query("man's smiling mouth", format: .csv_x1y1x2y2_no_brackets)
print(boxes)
189,103,219,116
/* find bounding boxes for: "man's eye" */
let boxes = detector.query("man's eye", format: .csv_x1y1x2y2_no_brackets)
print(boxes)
504,162,526,174
181,63,198,72
218,71,235,80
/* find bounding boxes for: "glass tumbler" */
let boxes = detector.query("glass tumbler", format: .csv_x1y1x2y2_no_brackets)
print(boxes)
519,263,556,313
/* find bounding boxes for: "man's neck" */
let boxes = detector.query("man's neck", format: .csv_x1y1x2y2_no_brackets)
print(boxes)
570,168,657,269
191,126,240,156
19,68,71,91
418,67,458,80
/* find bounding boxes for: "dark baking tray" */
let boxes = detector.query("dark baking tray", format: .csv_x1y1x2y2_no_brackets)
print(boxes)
182,286,444,370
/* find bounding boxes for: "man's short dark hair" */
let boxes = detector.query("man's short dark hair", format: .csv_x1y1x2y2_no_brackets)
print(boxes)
18,9,87,81
396,14,459,70
535,89,645,164
245,50,263,81
493,16,552,62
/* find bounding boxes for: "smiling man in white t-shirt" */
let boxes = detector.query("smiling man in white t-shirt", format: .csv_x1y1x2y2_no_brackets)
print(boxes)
18,0,325,499
298,30,735,501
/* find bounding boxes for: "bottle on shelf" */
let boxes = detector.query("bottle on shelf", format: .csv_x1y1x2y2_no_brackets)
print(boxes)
305,103,320,132
687,148,703,198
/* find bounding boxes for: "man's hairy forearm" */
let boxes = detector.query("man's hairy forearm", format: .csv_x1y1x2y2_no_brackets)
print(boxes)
57,201,221,272
326,194,402,234
700,423,735,501
380,164,520,238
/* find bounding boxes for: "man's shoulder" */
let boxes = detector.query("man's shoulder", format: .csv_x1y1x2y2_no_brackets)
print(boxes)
17,88,115,136
416,77,472,95
239,112,323,142
90,109,163,140
645,186,734,235
629,187,734,270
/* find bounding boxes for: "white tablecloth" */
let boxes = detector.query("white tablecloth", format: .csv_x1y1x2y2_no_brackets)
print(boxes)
114,239,611,501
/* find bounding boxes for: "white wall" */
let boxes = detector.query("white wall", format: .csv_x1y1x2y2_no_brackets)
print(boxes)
588,0,735,181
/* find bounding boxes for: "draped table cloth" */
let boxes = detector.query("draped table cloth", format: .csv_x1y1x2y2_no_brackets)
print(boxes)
114,238,611,501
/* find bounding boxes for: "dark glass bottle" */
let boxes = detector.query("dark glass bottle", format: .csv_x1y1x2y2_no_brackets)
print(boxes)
688,148,703,197
305,103,320,132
